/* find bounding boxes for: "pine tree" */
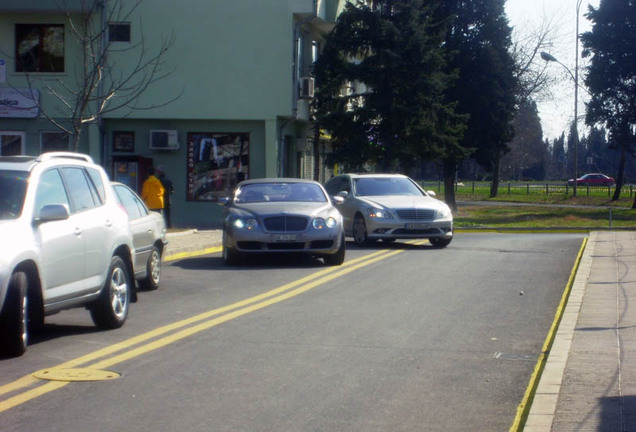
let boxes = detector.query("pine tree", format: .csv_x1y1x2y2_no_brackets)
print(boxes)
501,100,546,180
437,0,518,204
313,0,464,173
581,0,636,205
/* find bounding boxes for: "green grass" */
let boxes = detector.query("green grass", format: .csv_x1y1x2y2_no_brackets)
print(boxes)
420,181,636,229
454,205,635,229
421,182,635,206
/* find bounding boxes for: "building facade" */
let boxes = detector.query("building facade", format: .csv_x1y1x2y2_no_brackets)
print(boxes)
0,0,344,227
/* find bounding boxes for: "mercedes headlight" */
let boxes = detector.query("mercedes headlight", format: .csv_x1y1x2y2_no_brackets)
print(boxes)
437,206,452,219
367,208,392,219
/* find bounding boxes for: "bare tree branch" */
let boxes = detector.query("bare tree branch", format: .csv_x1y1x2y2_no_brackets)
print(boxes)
6,0,180,151
511,11,562,106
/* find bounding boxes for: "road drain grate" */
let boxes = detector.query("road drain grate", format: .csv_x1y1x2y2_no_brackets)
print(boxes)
33,368,121,382
493,352,539,362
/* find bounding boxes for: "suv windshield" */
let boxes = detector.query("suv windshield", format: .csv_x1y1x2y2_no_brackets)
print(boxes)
0,170,28,220
354,177,424,197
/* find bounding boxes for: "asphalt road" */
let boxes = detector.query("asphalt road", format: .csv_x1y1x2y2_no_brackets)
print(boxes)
0,233,585,431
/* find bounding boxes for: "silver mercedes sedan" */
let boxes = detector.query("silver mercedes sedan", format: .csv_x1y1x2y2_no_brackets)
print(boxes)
220,178,345,265
324,173,453,247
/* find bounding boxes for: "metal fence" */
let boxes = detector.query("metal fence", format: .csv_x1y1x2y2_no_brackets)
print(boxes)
422,181,635,198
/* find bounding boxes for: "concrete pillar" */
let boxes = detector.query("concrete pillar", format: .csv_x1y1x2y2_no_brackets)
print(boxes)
265,119,279,177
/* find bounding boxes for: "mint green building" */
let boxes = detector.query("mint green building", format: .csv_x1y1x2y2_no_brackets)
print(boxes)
0,0,345,227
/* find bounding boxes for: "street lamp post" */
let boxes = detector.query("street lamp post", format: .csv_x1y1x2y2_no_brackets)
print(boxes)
540,0,583,197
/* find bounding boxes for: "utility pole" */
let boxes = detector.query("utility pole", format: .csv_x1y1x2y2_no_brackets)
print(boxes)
573,0,582,197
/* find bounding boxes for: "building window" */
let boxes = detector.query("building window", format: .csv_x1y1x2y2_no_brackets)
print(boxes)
41,131,70,152
112,131,135,152
312,40,320,63
15,24,65,73
108,23,131,42
0,132,25,156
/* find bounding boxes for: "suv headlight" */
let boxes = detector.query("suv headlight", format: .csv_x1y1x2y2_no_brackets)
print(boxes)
367,208,392,219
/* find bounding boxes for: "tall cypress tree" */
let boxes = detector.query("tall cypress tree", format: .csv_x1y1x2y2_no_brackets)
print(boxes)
313,0,464,173
437,0,518,205
501,100,546,180
581,0,636,205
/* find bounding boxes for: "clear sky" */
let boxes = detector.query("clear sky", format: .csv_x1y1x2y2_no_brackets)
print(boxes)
505,0,600,142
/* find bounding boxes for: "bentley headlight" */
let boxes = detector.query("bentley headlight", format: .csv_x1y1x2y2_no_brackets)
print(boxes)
313,218,326,229
245,218,258,230
233,218,258,230
326,217,337,228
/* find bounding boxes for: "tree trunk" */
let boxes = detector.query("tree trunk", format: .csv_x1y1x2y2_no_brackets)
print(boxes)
489,156,501,198
611,146,626,201
312,126,321,182
443,160,457,211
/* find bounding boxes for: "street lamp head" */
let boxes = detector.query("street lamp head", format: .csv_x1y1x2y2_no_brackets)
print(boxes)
540,51,558,63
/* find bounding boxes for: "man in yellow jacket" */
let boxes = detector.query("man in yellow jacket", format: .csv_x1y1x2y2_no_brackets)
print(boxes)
141,168,165,213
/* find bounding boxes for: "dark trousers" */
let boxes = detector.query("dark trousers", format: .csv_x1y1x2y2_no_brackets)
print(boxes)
164,205,172,228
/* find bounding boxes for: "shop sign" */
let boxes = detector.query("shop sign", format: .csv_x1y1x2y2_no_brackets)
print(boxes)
0,88,39,118
187,132,250,202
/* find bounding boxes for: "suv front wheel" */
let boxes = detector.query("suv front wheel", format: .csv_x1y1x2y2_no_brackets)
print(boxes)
0,271,28,357
90,256,131,329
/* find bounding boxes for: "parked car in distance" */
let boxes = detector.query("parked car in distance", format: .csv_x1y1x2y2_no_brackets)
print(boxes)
567,173,615,186
112,182,167,291
325,173,454,247
220,178,345,266
0,152,135,358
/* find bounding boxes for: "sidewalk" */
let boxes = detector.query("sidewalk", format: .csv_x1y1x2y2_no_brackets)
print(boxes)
164,229,222,259
525,230,636,431
162,229,636,430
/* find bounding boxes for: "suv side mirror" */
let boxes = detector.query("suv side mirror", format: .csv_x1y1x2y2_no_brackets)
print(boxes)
34,204,70,224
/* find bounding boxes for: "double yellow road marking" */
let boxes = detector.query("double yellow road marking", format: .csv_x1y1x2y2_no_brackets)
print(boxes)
0,241,427,413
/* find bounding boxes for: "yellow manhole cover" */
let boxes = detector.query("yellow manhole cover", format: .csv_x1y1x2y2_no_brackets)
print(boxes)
33,368,121,382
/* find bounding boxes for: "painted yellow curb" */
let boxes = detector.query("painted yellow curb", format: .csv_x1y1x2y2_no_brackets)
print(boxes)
509,237,588,431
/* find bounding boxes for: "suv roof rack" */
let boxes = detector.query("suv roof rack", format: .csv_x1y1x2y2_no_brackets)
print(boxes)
37,152,94,164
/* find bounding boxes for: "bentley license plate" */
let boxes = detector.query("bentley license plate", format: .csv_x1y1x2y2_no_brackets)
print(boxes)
275,234,297,241
405,223,429,229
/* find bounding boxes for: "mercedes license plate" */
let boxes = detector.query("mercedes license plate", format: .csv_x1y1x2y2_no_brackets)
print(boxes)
405,223,429,229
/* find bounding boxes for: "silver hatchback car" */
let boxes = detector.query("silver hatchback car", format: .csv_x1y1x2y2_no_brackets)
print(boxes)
0,152,135,357
112,182,167,291
325,173,453,247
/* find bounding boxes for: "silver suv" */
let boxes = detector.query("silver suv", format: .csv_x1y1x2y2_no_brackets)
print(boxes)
0,152,135,357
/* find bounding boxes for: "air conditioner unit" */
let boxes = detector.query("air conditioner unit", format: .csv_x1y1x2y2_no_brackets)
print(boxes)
299,76,315,99
149,130,179,150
